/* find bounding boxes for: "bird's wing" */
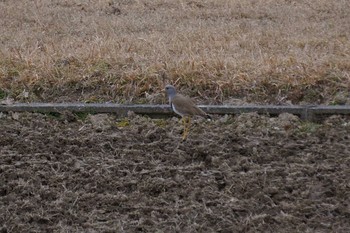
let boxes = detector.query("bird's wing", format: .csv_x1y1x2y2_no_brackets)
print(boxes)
172,94,207,117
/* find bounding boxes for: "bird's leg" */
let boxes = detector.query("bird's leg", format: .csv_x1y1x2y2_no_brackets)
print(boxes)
181,117,185,125
182,116,191,141
181,117,186,140
182,117,188,140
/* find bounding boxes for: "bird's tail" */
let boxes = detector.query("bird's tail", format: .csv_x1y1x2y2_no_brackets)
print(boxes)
205,114,212,121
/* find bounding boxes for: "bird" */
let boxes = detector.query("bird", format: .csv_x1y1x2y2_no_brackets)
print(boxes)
165,85,211,140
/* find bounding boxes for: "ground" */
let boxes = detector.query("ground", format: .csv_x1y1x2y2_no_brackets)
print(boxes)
1,1,349,232
1,112,349,232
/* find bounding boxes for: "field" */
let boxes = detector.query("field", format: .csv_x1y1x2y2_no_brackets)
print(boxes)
1,0,350,232
1,112,350,232
0,0,349,104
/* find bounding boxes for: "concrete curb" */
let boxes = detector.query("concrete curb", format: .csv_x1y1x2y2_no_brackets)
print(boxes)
1,103,350,121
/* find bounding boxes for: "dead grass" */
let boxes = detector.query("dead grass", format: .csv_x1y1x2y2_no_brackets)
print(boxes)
0,0,349,104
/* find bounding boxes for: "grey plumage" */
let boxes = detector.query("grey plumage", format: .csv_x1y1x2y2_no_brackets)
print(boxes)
165,85,211,119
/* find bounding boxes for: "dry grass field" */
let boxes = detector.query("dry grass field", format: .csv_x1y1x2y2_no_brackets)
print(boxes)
1,1,350,232
0,0,349,104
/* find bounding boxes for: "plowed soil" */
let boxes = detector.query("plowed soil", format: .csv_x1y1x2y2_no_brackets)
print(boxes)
1,112,350,232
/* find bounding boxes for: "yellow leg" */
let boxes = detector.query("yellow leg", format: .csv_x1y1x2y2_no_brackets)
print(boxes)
181,117,186,140
186,116,191,137
182,116,191,141
182,117,188,140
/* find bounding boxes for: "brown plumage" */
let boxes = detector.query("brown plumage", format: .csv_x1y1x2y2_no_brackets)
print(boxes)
171,94,209,118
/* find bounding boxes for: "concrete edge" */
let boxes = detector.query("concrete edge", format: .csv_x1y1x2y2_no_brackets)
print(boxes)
1,103,350,121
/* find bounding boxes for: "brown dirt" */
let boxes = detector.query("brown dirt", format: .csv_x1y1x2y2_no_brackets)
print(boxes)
1,112,350,232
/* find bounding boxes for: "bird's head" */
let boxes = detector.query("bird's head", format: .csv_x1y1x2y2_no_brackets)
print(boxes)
165,85,176,98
